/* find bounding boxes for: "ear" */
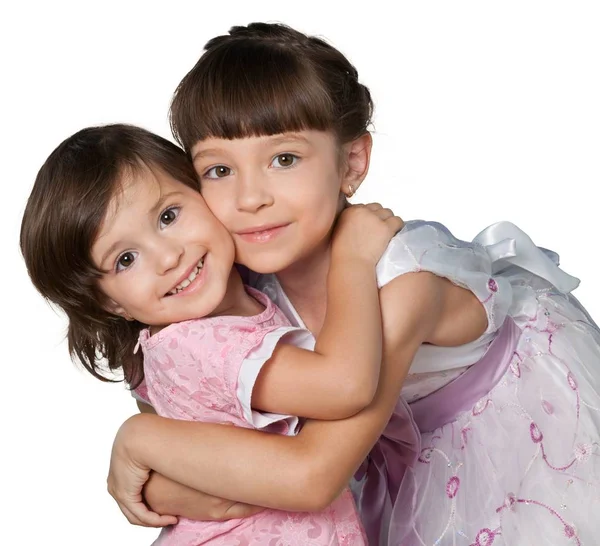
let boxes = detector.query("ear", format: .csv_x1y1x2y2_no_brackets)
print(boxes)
104,299,135,321
340,132,373,197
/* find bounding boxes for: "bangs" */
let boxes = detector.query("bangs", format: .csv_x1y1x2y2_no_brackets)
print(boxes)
171,43,336,149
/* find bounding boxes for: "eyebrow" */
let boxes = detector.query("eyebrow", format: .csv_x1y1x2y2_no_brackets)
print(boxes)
267,134,312,147
149,190,183,216
192,148,226,163
99,239,124,271
98,190,183,268
191,133,312,163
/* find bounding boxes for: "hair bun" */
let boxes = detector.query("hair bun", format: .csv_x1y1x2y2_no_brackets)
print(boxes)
229,22,296,40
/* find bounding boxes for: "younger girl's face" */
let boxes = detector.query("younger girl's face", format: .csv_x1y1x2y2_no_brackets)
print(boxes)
92,165,235,326
191,130,348,274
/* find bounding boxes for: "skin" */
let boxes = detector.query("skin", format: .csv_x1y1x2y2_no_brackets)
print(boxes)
92,165,242,327
107,130,487,527
92,150,402,426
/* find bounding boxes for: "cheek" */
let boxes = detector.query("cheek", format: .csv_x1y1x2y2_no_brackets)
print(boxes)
98,275,118,299
216,224,235,253
201,187,232,226
300,178,340,220
99,273,148,310
294,198,338,250
96,278,126,315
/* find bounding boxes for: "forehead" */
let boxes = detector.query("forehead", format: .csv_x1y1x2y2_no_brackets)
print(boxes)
99,165,184,237
109,164,182,211
92,165,196,265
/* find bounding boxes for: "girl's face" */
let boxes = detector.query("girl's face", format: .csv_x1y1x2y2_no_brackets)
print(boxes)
191,130,356,274
92,165,235,326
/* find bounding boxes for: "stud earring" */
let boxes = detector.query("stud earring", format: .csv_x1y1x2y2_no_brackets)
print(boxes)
346,184,356,198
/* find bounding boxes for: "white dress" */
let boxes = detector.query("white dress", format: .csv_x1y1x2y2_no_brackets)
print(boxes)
252,221,600,546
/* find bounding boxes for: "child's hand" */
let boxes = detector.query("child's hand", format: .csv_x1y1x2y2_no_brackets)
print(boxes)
332,203,404,265
107,417,178,528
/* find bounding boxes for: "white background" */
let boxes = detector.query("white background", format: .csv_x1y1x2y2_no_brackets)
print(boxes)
2,1,599,544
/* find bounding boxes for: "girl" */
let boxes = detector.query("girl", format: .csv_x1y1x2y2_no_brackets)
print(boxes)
20,123,404,545
109,23,600,545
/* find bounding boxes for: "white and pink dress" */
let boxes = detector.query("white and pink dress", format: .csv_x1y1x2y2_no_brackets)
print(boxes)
253,221,600,546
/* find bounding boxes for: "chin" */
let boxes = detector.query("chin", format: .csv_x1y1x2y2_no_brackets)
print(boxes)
236,250,296,275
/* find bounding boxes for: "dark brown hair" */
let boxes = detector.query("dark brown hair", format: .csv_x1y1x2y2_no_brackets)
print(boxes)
20,124,199,388
170,22,373,152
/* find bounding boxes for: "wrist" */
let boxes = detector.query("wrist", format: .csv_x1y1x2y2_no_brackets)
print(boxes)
330,250,377,270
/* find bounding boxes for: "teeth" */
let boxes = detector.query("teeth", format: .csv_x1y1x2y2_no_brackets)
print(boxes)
168,257,204,295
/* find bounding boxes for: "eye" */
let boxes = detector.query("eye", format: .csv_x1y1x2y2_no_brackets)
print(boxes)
271,153,299,169
204,166,232,179
159,207,180,229
116,251,138,272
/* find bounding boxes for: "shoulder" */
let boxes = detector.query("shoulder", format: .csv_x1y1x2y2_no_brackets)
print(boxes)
377,220,491,284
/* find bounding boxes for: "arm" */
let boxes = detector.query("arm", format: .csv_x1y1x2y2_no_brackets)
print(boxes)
143,472,264,522
135,400,265,523
135,401,265,521
252,204,404,420
111,271,487,516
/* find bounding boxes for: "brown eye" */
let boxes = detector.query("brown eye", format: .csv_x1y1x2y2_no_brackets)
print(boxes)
273,154,298,168
116,251,137,272
159,207,180,228
205,166,232,179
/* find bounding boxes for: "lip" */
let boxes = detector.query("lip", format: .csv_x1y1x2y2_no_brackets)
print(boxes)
235,223,290,243
166,256,207,297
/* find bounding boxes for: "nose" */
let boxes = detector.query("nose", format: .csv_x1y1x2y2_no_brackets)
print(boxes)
235,172,274,213
154,237,184,275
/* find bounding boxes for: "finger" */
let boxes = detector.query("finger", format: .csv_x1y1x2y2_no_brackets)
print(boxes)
117,503,146,527
374,207,394,220
364,202,382,211
122,501,178,528
387,216,405,233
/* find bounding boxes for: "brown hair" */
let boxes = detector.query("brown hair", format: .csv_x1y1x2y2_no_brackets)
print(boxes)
20,124,199,388
170,22,373,152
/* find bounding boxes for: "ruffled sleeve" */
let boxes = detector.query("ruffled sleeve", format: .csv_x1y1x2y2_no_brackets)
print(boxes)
130,379,151,405
237,326,315,436
376,221,513,335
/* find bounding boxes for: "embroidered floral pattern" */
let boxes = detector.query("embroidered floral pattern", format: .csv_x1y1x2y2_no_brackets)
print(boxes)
357,222,600,545
142,288,366,545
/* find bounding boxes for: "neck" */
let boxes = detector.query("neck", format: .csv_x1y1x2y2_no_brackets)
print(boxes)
275,236,332,334
212,268,263,318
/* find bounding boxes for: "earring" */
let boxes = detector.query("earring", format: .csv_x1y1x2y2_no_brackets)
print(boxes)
346,184,356,198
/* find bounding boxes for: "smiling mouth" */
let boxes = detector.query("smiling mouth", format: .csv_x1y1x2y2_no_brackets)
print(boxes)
236,223,290,243
237,222,289,234
166,257,205,296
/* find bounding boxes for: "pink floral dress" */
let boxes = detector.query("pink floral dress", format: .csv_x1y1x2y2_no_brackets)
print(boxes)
136,287,367,546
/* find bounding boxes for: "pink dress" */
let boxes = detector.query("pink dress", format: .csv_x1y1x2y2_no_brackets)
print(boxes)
136,287,367,546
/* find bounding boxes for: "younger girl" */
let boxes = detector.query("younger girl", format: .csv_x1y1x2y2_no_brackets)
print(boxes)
20,124,404,545
108,23,600,545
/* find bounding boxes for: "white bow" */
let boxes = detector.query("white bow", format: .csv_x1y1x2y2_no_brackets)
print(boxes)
473,222,580,294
